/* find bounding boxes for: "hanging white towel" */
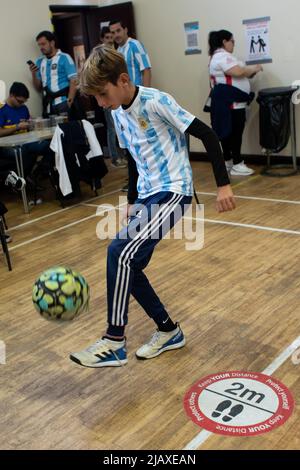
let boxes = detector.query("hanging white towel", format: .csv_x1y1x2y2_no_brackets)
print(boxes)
82,119,103,160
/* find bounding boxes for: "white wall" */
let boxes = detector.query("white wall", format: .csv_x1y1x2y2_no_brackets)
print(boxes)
132,0,300,155
1,0,300,155
0,0,53,114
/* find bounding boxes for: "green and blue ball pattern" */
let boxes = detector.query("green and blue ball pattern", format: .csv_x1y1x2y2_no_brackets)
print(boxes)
32,267,89,321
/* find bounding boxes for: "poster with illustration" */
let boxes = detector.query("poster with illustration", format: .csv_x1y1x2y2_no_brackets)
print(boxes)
73,45,86,74
243,17,272,64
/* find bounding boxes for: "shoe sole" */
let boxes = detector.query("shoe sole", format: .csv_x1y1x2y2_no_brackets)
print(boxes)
230,171,254,176
69,355,127,367
135,338,186,360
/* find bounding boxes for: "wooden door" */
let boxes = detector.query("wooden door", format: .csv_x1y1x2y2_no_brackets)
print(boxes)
85,2,136,50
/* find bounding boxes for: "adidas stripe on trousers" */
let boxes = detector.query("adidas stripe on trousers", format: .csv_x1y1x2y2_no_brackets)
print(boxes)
107,191,192,329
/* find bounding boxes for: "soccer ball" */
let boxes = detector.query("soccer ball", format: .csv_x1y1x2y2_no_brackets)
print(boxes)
32,267,89,321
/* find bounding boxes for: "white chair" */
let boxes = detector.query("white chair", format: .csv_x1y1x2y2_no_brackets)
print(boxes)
0,80,6,103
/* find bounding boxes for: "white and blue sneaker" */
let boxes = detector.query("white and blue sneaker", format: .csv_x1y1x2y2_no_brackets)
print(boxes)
5,171,26,190
70,337,127,368
136,324,185,359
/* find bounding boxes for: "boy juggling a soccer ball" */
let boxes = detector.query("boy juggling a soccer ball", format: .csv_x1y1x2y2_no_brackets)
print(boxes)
70,45,235,368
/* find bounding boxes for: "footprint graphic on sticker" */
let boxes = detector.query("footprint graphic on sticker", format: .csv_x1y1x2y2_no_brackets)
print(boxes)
211,400,232,418
222,404,244,422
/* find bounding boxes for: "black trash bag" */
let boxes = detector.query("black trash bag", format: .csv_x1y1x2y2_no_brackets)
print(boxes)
257,87,294,153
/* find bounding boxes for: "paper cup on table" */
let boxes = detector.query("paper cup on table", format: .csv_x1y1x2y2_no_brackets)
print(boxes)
34,118,43,130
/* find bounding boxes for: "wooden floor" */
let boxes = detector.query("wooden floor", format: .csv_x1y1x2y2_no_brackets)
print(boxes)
0,161,300,450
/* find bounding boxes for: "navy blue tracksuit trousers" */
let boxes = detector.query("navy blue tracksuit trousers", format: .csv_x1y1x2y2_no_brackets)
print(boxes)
107,192,192,330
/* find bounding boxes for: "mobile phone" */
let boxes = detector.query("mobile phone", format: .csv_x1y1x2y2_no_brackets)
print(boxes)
27,60,34,66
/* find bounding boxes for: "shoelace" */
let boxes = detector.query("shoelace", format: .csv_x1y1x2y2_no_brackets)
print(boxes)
149,331,164,346
149,328,179,346
87,339,108,354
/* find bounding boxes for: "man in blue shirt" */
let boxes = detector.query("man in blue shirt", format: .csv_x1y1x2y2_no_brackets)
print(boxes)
100,26,127,168
109,19,151,87
28,31,78,116
109,20,151,188
0,82,52,177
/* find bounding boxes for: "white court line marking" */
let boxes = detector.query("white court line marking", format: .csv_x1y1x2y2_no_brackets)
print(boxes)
83,203,124,210
10,188,299,233
9,188,122,231
10,203,300,252
196,191,300,205
9,203,127,252
9,214,97,251
184,216,300,236
82,203,108,208
183,335,300,450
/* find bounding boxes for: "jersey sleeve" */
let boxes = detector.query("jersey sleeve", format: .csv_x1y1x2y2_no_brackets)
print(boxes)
24,106,30,120
219,53,239,73
111,112,128,149
133,41,151,71
0,107,5,127
63,54,77,80
152,92,195,134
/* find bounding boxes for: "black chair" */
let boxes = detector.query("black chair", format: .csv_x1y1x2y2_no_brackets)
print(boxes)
29,155,66,207
0,214,12,271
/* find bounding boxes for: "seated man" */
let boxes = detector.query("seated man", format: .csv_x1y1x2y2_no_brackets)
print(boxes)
0,82,53,180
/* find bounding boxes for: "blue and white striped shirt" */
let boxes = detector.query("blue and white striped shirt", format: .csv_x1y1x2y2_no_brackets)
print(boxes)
118,38,151,86
36,50,77,105
112,86,195,198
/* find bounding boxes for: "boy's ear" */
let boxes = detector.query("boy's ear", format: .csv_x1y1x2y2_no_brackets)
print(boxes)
119,73,130,85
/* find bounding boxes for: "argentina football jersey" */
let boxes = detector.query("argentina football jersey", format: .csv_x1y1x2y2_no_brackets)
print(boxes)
112,86,195,198
118,38,151,86
36,50,77,106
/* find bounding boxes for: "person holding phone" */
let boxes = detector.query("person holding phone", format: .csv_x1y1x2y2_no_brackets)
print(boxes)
28,31,78,116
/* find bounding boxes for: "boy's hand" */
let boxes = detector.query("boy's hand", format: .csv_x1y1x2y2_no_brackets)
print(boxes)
216,185,236,213
16,121,30,131
121,204,134,225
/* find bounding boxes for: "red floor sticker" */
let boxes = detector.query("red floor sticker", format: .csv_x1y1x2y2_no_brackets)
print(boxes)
184,371,294,436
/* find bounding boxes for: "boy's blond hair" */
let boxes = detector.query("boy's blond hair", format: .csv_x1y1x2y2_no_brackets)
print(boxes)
80,45,128,94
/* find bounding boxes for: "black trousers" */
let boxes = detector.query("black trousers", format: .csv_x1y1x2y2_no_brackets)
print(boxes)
220,108,246,165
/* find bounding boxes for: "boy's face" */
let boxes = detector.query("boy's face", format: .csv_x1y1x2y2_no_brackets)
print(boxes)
102,32,114,47
94,74,129,110
10,95,28,108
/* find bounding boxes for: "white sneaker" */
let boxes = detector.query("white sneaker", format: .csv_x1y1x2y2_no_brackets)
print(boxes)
5,171,26,190
111,159,127,169
136,324,185,359
230,162,254,176
70,337,127,368
225,159,233,172
5,233,12,243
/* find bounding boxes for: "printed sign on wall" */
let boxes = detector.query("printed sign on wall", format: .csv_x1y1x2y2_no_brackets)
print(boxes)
243,16,272,65
184,21,201,55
